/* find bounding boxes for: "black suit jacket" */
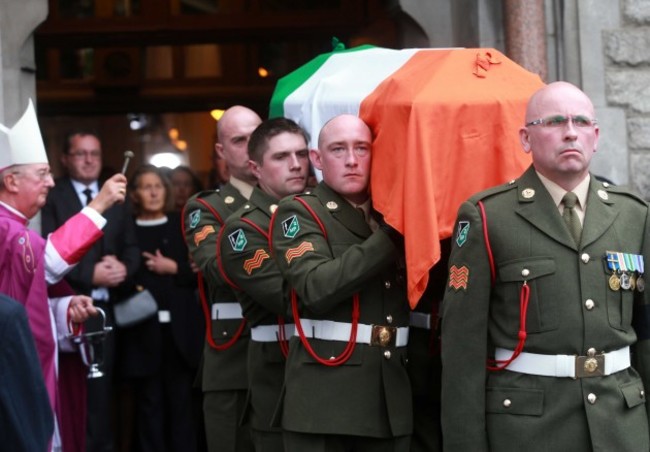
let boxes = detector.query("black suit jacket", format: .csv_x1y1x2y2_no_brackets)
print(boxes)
0,294,53,451
41,176,140,301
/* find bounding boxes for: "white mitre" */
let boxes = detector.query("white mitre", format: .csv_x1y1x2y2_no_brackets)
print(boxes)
0,99,48,171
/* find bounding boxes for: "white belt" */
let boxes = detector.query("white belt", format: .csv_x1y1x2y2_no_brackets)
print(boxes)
158,310,171,323
251,323,295,342
409,312,431,330
297,319,409,347
211,302,243,320
495,346,631,379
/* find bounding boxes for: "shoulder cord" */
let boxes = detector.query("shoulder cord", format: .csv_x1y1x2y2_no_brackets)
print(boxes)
269,197,360,366
188,197,247,352
478,200,531,371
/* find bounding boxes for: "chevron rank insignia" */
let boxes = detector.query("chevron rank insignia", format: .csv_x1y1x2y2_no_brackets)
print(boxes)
194,225,215,246
456,221,470,247
228,229,247,252
189,209,201,229
243,249,270,275
448,265,469,290
282,215,300,239
285,241,314,264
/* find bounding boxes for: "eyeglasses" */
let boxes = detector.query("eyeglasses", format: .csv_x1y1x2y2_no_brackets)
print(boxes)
68,150,102,160
526,115,597,128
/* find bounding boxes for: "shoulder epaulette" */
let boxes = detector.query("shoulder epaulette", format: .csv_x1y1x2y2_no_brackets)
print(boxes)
188,189,220,202
601,183,648,205
468,179,518,204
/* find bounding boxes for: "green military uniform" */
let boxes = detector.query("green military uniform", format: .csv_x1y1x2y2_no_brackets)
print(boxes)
183,183,253,452
407,239,449,452
218,187,290,451
270,182,412,450
441,166,650,452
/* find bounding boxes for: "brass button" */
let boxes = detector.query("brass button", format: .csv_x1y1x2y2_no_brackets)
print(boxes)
587,348,596,357
503,399,512,408
587,393,597,404
585,299,595,310
386,315,393,324
222,331,228,337
384,281,391,289
581,253,590,264
641,390,645,398
384,350,392,360
521,269,530,278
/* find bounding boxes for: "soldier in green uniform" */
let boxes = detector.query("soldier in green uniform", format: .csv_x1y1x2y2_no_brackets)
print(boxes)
217,117,311,451
183,105,261,452
270,114,412,452
441,81,650,451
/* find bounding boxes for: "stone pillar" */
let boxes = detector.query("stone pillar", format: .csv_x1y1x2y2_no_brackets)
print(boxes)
503,0,547,81
0,0,48,124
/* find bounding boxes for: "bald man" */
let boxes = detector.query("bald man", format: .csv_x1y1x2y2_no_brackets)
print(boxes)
441,81,650,451
183,106,261,452
270,115,412,451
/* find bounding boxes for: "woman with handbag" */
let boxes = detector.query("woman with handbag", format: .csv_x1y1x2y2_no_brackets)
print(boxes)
118,164,204,452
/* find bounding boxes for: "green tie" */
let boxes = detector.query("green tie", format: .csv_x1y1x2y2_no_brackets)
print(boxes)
562,192,582,244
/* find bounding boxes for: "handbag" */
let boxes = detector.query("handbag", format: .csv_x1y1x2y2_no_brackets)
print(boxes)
113,287,158,328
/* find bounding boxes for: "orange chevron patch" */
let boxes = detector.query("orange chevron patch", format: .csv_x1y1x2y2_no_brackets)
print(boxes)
194,225,215,246
449,265,469,291
285,241,314,265
243,249,270,275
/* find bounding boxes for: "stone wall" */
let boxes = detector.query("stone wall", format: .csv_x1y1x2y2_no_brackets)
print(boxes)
603,0,650,197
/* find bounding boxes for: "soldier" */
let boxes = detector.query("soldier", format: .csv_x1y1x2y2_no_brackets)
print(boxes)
270,114,412,451
441,81,650,451
183,105,261,452
218,117,310,451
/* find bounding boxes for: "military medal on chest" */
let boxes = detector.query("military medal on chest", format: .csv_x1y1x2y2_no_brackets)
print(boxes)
605,251,645,292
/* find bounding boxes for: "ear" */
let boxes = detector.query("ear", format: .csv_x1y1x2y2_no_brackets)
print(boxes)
249,159,262,180
3,171,20,193
519,127,532,154
310,149,323,170
215,143,225,161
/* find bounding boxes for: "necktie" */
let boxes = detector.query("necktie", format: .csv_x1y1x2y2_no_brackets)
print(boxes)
562,192,582,244
83,188,93,206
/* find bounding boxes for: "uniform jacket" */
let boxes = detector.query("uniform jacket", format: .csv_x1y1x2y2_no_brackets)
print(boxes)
41,176,140,300
183,183,250,392
270,182,412,438
218,187,288,432
0,294,53,452
441,166,650,452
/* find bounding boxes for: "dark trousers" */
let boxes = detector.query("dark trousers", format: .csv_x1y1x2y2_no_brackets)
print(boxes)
203,390,253,452
252,429,284,452
283,431,411,452
86,301,116,452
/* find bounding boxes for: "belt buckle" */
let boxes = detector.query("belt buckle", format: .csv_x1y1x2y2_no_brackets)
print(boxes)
575,353,605,378
371,325,396,347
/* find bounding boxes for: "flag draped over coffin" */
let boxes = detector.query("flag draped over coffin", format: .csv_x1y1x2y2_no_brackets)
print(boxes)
270,45,544,308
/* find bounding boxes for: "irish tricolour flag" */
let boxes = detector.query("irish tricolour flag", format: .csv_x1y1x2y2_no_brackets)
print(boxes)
270,45,544,307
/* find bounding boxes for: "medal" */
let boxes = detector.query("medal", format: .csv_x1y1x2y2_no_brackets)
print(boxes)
637,276,646,292
630,274,637,291
620,272,632,290
609,273,621,291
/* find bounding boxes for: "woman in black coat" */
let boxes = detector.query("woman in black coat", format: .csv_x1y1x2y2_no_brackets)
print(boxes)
119,164,203,452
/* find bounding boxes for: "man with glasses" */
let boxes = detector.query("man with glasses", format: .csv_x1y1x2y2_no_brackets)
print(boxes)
441,81,650,451
42,129,140,452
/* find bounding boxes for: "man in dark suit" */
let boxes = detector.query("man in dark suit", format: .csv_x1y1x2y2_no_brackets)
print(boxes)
0,293,53,452
270,115,412,451
441,81,650,451
183,105,261,452
41,129,140,452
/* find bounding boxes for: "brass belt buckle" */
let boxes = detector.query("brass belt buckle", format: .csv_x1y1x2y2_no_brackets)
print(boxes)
575,353,605,378
370,325,397,347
